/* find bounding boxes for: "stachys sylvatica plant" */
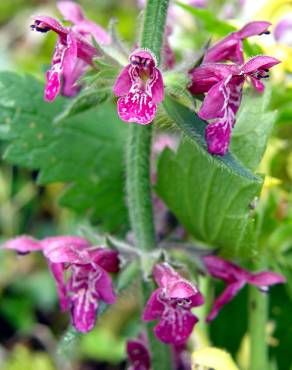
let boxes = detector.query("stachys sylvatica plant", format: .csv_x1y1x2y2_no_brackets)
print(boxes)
0,1,288,370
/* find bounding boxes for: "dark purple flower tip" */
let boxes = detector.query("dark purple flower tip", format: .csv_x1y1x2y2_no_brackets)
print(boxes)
113,48,164,125
127,339,151,370
143,263,204,345
2,235,42,254
31,16,67,39
203,255,286,321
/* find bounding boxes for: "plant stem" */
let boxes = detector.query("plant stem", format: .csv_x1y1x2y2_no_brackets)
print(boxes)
126,0,171,369
249,282,269,370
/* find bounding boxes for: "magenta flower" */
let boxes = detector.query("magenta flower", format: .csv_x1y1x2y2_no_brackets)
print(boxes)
127,337,151,370
189,55,280,155
143,263,204,345
127,335,192,370
113,49,164,125
3,235,119,333
203,21,271,64
202,255,286,321
31,2,109,101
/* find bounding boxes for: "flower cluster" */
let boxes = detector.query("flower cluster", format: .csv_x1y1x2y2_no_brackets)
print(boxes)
31,1,109,101
189,21,280,155
2,234,286,358
3,235,119,333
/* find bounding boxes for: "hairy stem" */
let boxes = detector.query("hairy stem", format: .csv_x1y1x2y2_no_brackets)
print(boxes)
249,279,268,370
126,0,171,369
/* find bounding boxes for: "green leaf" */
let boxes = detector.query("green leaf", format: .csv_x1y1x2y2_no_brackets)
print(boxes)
55,87,110,121
175,2,236,36
231,88,277,171
0,72,128,232
156,138,263,257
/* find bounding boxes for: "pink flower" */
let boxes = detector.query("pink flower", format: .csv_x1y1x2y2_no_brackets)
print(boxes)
113,49,164,125
203,21,271,64
127,334,192,370
127,336,151,370
143,263,204,345
202,255,286,321
3,235,119,333
189,56,280,155
31,2,109,101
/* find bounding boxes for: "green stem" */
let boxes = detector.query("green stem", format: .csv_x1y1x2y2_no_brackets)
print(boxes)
249,281,269,370
126,0,171,369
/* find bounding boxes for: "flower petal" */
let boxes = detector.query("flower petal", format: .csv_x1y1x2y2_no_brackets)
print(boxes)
202,256,248,283
48,261,69,311
57,1,85,24
94,267,116,304
68,265,100,333
203,37,241,64
127,339,151,370
155,308,198,345
113,64,132,97
250,76,265,93
237,21,271,38
62,59,87,97
198,80,226,120
241,56,280,75
42,236,91,263
150,68,164,104
189,64,238,94
248,271,286,288
191,291,205,307
205,118,233,156
91,248,119,273
2,236,42,254
44,68,62,102
153,263,181,289
207,280,245,321
143,289,165,321
117,91,157,125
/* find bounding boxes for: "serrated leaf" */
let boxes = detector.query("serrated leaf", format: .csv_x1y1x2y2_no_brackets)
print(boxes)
0,72,128,232
231,88,277,170
156,139,263,257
